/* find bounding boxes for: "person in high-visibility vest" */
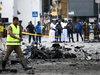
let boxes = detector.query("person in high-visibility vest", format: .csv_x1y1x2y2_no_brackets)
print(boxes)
2,17,32,70
42,22,46,35
41,25,44,35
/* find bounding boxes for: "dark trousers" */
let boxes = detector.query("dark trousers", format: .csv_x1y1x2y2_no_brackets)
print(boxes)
84,31,89,40
94,30,99,39
42,28,45,35
36,33,41,43
77,29,83,41
29,35,35,43
68,29,74,42
97,29,100,39
55,31,61,42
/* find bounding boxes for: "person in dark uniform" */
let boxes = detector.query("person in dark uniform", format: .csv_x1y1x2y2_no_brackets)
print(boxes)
93,20,98,40
2,17,32,70
76,20,83,42
42,21,47,35
18,20,23,38
26,21,35,43
55,20,63,42
66,19,74,42
82,20,90,41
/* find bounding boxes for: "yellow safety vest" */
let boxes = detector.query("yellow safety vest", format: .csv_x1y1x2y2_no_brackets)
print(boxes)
6,24,20,45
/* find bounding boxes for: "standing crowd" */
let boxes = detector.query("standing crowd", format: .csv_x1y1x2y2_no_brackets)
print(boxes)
18,18,100,44
49,19,100,43
26,21,41,43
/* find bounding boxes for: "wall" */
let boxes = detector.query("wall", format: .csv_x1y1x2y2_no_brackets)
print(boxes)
61,0,67,19
52,0,67,19
18,0,42,29
68,0,97,16
0,0,14,22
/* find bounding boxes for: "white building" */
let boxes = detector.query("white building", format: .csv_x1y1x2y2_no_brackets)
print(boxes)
0,0,42,29
0,0,17,22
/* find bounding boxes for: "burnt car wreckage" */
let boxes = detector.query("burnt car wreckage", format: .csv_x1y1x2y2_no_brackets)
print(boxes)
1,41,100,74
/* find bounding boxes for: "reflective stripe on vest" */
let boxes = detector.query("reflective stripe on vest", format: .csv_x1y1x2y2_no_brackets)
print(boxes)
7,34,19,35
6,24,20,45
7,41,20,43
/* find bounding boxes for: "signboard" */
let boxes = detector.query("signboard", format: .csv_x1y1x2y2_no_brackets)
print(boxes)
68,11,74,15
99,14,100,18
32,11,38,17
95,0,100,3
0,26,4,32
89,17,97,22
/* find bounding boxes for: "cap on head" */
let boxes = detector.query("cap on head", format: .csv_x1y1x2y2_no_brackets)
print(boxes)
58,20,61,22
78,19,80,22
52,20,54,22
86,20,89,22
64,18,68,21
19,20,22,23
68,18,72,21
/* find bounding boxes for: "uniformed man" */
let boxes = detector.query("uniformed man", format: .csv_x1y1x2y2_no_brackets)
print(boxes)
2,17,32,70
26,21,35,43
93,20,98,39
42,21,47,35
76,20,83,42
66,18,74,42
55,20,63,42
82,20,90,41
98,23,100,39
18,21,23,38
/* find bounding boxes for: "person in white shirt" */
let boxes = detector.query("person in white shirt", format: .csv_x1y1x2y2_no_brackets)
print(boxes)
61,19,69,42
49,20,56,42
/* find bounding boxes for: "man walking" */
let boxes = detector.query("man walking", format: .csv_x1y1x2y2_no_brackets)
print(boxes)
35,21,41,43
76,20,83,42
2,17,32,70
67,19,74,42
26,21,35,43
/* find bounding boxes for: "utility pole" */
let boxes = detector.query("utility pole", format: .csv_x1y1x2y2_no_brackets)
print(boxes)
42,0,44,15
48,0,52,23
49,0,50,15
67,0,69,19
57,0,58,19
42,0,44,22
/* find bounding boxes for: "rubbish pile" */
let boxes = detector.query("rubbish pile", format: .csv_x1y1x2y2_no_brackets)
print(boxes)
24,42,100,60
1,41,100,61
21,42,77,59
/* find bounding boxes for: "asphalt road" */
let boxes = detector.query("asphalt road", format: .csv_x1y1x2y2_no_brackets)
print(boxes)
0,34,100,75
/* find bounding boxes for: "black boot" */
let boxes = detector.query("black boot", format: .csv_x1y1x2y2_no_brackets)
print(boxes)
21,59,32,70
2,60,6,70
